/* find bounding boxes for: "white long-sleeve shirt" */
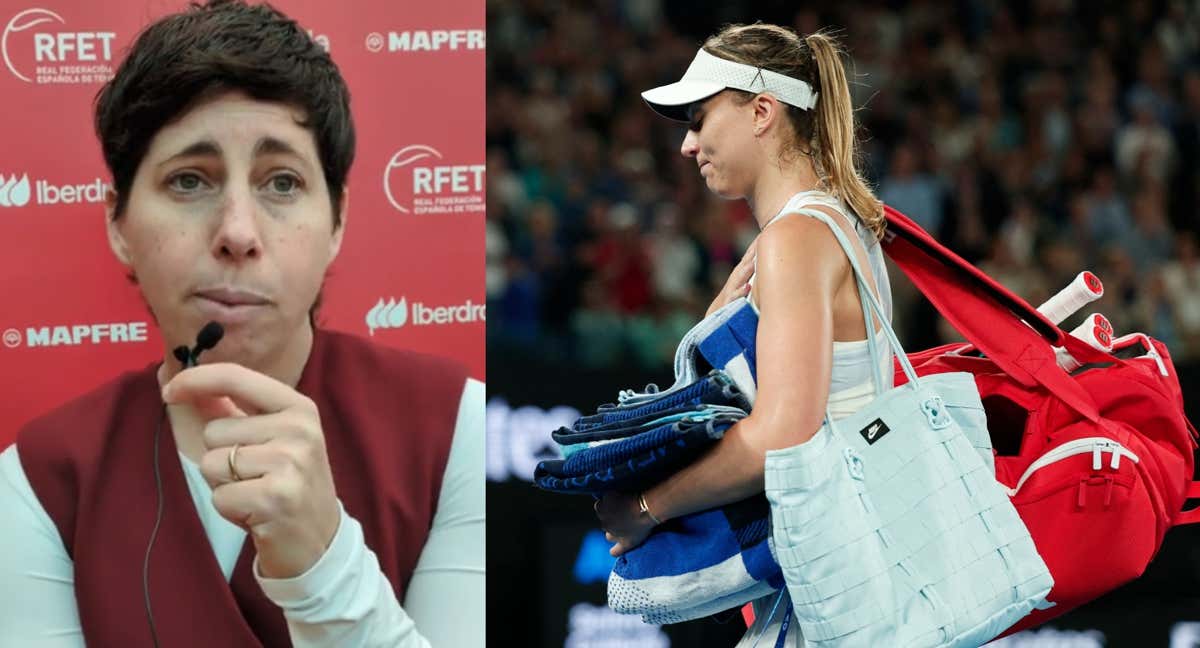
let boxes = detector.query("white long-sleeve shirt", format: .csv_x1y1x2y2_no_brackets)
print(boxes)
0,378,485,648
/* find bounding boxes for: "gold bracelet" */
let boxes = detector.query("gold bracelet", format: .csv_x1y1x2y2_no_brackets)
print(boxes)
638,493,663,525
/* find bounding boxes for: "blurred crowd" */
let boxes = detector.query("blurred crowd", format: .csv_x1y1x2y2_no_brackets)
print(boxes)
486,0,1200,369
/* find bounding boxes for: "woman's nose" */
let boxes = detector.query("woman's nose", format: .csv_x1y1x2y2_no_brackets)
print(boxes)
680,129,699,158
212,189,262,262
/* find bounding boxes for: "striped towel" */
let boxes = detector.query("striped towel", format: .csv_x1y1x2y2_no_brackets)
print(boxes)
537,298,787,623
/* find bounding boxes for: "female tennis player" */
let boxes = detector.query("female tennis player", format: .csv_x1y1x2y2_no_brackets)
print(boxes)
594,23,893,645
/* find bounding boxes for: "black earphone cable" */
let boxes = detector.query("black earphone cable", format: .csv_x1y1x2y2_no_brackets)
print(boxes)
141,323,221,647
142,321,223,643
143,403,166,648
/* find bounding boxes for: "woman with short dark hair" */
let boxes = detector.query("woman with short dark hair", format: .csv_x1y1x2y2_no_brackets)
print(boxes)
0,2,484,646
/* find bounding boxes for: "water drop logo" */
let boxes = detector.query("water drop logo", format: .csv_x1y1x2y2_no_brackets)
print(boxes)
366,297,408,336
0,173,31,207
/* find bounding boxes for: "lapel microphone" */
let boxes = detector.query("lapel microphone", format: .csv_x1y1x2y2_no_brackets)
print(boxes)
146,320,225,648
172,321,225,369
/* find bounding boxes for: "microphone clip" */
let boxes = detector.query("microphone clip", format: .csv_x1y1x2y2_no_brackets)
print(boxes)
173,345,193,369
174,322,225,369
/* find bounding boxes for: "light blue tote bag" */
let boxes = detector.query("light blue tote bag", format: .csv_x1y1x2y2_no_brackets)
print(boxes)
763,208,1053,646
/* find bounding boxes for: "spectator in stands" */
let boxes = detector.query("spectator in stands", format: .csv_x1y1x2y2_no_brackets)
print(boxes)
488,1,1200,367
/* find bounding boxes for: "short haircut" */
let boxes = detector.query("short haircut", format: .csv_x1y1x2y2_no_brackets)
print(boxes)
94,0,355,225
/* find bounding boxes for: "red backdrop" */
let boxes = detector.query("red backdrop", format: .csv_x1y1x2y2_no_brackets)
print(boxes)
0,0,485,444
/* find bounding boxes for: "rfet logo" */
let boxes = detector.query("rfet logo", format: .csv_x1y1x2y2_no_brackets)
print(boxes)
2,8,116,85
383,145,484,215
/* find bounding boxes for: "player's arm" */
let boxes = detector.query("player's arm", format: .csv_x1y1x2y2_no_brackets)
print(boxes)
599,216,845,554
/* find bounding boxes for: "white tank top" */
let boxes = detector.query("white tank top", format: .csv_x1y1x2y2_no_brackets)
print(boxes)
746,190,895,421
738,191,895,647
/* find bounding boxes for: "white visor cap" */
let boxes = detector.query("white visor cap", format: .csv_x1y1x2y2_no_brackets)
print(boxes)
641,48,819,122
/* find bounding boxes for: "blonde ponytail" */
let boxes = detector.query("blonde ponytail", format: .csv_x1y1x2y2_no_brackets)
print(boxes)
805,31,884,239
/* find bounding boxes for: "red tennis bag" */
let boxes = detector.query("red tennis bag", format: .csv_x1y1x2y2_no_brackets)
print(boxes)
880,204,1200,634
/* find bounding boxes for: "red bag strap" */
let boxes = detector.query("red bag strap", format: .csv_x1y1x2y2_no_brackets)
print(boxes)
881,205,1106,423
882,207,1061,343
1176,482,1200,526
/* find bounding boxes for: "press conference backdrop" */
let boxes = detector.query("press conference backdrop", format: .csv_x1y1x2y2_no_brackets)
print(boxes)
487,350,1200,648
0,0,485,442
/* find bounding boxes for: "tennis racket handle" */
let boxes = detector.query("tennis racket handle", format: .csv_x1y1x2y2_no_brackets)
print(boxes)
1070,318,1114,351
1079,312,1114,334
1056,319,1114,371
1038,271,1104,325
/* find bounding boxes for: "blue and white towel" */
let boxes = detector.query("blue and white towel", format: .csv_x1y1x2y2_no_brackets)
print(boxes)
557,372,751,443
556,403,744,463
594,298,784,622
694,297,760,405
608,493,784,624
612,297,760,408
533,297,791,623
534,411,743,495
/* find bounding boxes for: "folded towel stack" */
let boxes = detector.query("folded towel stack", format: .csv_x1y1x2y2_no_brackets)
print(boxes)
535,298,785,624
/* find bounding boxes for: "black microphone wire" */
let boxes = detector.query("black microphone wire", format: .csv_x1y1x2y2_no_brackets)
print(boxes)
144,326,220,647
143,403,166,648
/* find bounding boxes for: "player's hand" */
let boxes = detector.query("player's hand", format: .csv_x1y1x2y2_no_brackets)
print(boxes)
596,492,658,557
163,363,341,579
706,237,758,317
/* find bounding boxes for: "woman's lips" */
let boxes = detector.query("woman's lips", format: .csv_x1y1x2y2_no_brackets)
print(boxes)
193,290,269,324
195,288,269,306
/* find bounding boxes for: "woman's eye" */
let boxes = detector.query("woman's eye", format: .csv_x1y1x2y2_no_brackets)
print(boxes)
689,119,703,132
168,172,206,192
268,174,301,195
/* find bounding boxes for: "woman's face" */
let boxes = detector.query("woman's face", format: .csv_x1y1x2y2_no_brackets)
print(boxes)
106,89,345,365
680,91,760,199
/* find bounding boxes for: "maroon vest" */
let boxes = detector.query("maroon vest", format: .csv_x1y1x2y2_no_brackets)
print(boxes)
17,329,467,647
